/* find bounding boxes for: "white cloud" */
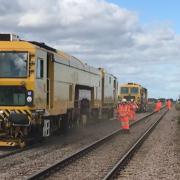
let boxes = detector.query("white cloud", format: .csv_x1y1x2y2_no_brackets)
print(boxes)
0,0,179,98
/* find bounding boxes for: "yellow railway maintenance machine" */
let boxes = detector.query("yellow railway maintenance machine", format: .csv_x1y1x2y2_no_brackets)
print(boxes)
0,34,102,147
99,68,118,118
119,82,148,112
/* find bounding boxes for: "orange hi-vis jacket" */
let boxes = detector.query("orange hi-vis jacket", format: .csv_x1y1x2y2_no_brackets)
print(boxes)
129,102,137,120
117,103,130,130
117,104,129,118
154,101,162,112
129,102,138,112
166,100,172,109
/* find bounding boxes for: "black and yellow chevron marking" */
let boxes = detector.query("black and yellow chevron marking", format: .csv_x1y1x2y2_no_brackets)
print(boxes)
0,109,32,121
0,113,4,120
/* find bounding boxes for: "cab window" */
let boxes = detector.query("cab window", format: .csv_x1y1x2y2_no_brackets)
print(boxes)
121,87,128,94
36,58,44,78
131,87,139,94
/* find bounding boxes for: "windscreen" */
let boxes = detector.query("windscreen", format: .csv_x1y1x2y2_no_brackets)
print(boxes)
121,87,129,94
0,52,28,78
131,87,139,94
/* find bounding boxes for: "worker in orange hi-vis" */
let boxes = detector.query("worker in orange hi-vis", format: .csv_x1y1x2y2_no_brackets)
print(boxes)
166,99,172,110
154,100,162,112
129,99,138,121
117,99,130,132
128,101,133,121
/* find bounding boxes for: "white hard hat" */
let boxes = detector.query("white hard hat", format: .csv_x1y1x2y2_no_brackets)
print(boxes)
122,98,127,102
131,99,134,102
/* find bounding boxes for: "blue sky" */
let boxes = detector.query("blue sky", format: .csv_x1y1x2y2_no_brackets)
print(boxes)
105,0,180,99
108,0,180,32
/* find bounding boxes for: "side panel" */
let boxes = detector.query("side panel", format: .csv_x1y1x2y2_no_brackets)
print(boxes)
113,78,118,102
51,55,102,115
34,49,47,110
103,73,116,105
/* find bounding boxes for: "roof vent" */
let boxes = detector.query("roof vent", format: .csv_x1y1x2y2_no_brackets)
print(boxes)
0,34,20,41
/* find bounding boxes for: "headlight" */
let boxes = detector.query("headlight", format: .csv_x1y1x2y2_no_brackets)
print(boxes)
27,96,32,102
26,90,33,106
27,91,32,96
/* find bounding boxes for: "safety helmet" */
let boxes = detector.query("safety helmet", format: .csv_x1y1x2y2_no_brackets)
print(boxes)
131,99,134,102
122,98,127,103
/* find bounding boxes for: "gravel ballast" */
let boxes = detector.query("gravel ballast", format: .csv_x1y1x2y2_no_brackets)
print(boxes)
0,113,147,179
118,107,180,180
46,110,165,180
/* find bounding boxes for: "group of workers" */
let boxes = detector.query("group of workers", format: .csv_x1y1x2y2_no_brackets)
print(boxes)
116,99,138,132
117,98,172,132
154,99,172,112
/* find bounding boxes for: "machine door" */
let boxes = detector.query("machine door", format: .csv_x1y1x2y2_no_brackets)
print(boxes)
46,53,54,109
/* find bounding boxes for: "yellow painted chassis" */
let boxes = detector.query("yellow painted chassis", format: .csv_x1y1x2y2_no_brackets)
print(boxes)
0,140,18,147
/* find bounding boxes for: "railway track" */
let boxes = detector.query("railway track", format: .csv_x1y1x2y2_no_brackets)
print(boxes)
0,111,153,161
103,109,168,180
27,109,166,180
0,148,26,159
0,140,43,160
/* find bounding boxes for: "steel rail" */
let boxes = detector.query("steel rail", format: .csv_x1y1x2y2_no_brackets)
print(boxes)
0,148,27,159
27,109,164,180
103,109,168,180
0,139,44,160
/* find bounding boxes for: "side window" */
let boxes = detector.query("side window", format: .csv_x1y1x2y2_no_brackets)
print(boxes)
36,58,44,78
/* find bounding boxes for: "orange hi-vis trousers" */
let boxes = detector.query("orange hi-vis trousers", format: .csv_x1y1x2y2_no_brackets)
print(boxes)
119,116,129,130
117,104,130,130
130,111,135,121
154,102,161,112
167,104,171,110
129,106,136,121
166,101,172,110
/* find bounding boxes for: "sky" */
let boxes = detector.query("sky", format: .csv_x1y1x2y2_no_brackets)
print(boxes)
108,0,180,32
0,0,180,99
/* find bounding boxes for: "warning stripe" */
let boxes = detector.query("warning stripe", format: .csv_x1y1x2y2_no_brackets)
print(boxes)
26,110,31,115
6,110,11,114
17,110,22,114
3,111,9,117
0,109,32,121
15,110,19,114
0,114,4,119
24,110,31,117
24,110,32,121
